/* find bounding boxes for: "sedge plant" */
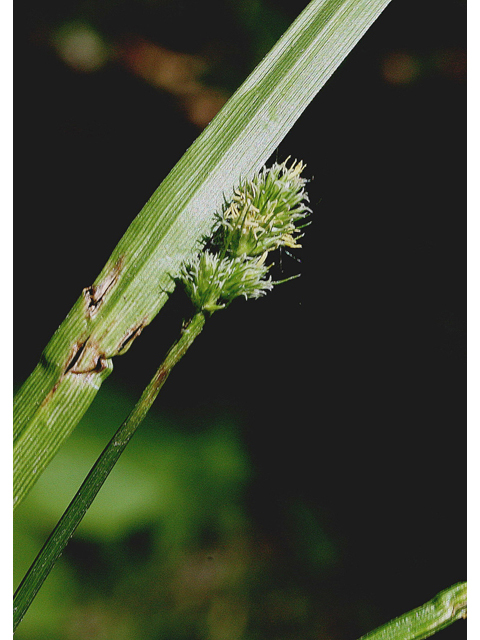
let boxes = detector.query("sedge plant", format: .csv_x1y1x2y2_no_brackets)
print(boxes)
14,160,311,630
13,1,466,637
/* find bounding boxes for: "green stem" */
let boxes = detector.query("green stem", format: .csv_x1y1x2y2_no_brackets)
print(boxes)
357,582,467,640
13,311,206,632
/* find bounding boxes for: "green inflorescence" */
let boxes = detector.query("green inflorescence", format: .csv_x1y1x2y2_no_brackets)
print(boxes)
181,252,273,313
180,159,311,313
217,158,310,257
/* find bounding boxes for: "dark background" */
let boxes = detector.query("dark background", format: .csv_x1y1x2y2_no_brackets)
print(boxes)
15,1,466,639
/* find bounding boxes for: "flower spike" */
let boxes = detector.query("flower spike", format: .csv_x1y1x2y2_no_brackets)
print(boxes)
181,159,311,313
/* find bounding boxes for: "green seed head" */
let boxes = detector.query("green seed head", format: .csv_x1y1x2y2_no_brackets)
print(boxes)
180,252,272,313
216,158,311,258
180,159,310,314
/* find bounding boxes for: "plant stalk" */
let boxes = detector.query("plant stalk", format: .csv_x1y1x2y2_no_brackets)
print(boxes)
357,582,467,640
13,311,206,631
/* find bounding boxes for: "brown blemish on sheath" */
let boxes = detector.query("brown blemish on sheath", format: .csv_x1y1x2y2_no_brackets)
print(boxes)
69,353,110,375
62,337,109,376
67,338,109,375
64,340,88,375
116,318,148,355
39,339,87,408
83,256,125,317
40,342,111,408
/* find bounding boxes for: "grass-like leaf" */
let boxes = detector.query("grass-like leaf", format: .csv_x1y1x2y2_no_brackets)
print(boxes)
13,0,392,508
357,582,467,640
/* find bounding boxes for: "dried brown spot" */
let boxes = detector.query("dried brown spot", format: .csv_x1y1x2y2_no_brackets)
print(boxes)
69,353,109,376
39,337,112,409
91,353,109,374
62,337,108,375
116,318,148,355
83,256,124,317
64,340,88,375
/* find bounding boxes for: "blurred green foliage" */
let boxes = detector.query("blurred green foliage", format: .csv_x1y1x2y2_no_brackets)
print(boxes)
14,382,340,640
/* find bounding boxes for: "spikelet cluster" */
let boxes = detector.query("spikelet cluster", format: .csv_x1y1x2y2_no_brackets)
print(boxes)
181,252,273,313
216,159,310,259
180,159,310,313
